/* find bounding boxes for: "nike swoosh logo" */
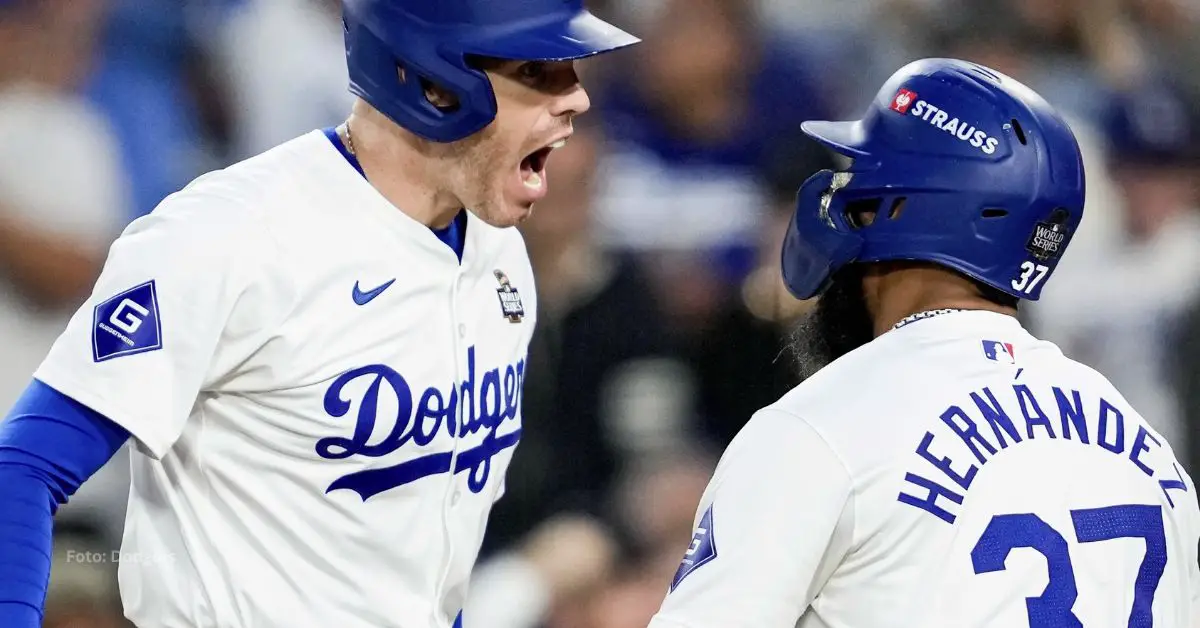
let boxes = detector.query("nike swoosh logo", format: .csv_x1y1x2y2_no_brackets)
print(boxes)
353,279,396,306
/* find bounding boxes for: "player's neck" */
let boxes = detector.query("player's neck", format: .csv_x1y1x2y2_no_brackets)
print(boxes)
866,265,1017,336
342,106,463,230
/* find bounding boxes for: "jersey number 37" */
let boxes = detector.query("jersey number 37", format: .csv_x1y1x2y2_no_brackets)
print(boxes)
972,503,1165,627
1011,262,1050,296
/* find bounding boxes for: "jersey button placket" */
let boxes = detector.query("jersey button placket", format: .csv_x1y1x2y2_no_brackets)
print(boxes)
447,271,472,495
435,270,469,606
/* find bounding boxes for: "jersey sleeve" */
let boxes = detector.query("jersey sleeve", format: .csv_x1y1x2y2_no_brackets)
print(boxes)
648,409,854,628
32,183,283,459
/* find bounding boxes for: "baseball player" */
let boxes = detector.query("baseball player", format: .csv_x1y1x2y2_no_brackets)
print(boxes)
649,58,1200,627
0,1,637,627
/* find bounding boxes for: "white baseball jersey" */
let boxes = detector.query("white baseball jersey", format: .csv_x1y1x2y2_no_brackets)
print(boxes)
34,130,537,628
650,310,1200,628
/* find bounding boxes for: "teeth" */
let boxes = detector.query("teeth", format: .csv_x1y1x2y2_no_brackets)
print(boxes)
523,171,543,189
550,139,568,149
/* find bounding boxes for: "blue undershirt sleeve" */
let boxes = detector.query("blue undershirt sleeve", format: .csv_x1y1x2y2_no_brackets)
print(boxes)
0,379,131,626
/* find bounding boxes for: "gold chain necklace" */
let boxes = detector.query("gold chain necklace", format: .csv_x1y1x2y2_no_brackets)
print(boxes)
341,122,357,156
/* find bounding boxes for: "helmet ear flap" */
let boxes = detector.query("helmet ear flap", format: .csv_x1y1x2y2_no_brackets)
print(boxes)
345,18,500,143
780,170,866,300
843,196,910,230
406,67,461,113
843,198,881,230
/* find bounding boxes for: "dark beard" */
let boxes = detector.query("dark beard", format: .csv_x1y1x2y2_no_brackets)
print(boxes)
788,265,876,382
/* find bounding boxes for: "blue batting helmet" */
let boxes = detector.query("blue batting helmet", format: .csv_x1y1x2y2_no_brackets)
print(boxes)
781,58,1085,302
343,0,640,143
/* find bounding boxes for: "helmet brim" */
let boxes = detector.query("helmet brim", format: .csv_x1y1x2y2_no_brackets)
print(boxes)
462,11,641,62
801,120,872,158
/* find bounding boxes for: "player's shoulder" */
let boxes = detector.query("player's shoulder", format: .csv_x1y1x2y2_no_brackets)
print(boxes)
769,332,920,423
759,313,1025,465
108,136,336,279
1054,351,1185,455
716,402,851,490
135,131,336,237
743,343,902,475
176,130,332,210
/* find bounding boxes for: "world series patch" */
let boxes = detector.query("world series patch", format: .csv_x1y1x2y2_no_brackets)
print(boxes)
493,269,524,323
1026,209,1070,261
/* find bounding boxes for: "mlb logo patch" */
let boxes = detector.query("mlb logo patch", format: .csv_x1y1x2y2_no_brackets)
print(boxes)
981,340,1016,364
670,504,717,592
890,88,918,114
92,281,163,362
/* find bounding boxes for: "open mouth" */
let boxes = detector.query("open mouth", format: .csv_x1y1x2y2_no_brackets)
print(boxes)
520,139,568,190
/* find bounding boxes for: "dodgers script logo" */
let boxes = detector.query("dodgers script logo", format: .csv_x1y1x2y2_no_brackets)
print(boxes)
317,346,525,501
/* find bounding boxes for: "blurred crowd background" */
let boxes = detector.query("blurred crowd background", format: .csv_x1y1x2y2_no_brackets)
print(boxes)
2,0,1199,626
